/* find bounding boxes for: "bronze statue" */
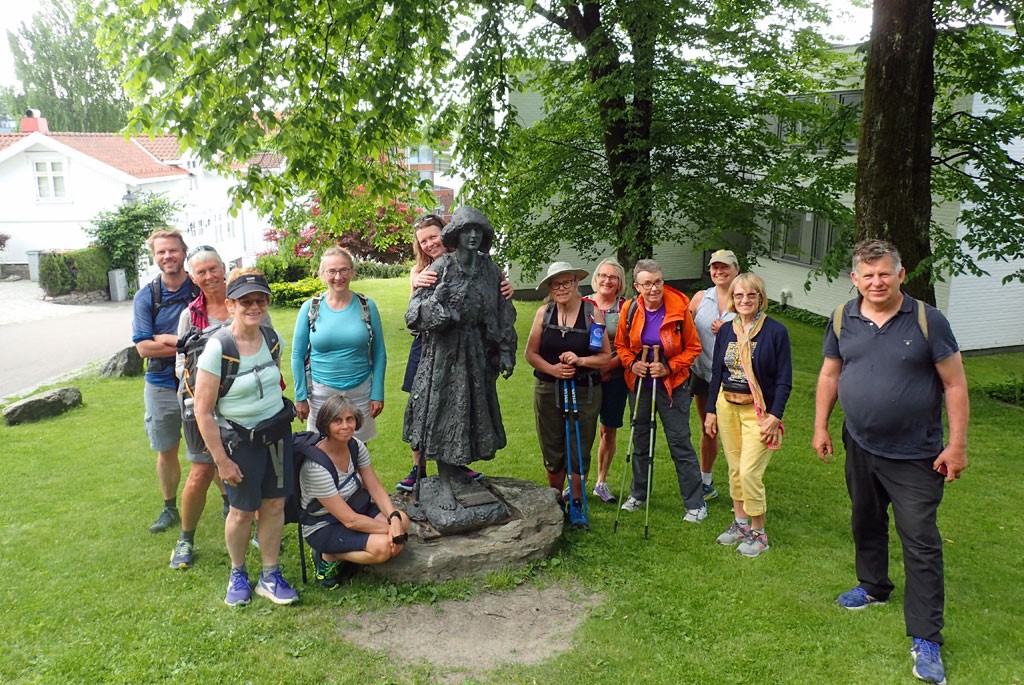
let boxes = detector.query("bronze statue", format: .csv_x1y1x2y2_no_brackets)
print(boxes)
402,207,517,516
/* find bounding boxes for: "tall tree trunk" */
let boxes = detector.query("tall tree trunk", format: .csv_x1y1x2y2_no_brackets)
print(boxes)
855,0,936,304
565,5,655,274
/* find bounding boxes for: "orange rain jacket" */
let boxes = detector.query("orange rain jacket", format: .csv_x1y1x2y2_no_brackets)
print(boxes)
614,284,701,396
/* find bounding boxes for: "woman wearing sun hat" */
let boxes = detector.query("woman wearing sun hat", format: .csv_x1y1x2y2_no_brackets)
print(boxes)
525,261,611,525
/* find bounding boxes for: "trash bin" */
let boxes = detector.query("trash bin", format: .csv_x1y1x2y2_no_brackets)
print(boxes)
108,269,129,302
26,250,42,281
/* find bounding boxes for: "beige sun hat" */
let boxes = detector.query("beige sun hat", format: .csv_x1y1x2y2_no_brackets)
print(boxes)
536,261,589,291
708,249,739,267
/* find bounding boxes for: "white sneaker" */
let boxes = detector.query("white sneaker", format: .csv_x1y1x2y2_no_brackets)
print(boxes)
683,505,708,523
620,496,644,512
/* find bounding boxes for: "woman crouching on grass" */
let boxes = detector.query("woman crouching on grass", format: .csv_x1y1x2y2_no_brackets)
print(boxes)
295,394,410,588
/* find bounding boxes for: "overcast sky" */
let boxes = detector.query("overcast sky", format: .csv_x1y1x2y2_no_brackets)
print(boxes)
0,1,873,92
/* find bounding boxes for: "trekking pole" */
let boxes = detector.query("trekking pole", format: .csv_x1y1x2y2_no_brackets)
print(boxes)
561,378,578,526
569,378,590,530
614,345,649,533
644,345,660,539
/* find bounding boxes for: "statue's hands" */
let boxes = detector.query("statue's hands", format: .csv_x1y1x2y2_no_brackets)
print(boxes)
500,355,515,379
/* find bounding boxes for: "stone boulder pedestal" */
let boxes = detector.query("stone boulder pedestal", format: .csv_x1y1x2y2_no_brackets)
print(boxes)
368,477,563,584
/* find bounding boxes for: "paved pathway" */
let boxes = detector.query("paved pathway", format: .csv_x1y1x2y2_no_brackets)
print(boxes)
0,280,135,401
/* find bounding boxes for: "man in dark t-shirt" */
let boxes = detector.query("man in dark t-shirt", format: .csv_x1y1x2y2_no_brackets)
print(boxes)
813,239,968,685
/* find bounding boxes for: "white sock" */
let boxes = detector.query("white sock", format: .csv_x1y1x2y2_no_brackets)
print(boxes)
736,517,749,526
701,472,713,485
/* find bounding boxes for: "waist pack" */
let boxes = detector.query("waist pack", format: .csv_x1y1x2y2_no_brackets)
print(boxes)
723,391,754,405
225,398,296,447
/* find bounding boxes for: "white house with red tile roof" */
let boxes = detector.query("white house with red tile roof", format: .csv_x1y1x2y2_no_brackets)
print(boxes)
0,113,281,287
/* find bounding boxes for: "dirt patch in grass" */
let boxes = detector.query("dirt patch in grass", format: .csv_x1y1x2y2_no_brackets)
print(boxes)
341,583,602,683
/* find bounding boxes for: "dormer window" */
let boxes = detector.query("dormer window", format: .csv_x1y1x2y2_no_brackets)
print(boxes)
34,159,67,200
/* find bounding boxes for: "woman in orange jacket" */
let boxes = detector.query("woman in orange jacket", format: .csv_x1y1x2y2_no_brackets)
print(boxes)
614,259,707,523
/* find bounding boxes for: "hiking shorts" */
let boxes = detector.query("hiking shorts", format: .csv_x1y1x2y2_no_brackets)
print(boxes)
221,431,294,512
304,498,381,555
599,375,628,429
143,382,182,452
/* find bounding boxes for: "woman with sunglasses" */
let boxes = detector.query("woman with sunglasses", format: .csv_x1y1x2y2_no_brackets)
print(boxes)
168,246,271,570
292,247,386,442
703,273,791,558
194,269,298,607
526,261,611,527
614,259,705,523
395,213,512,492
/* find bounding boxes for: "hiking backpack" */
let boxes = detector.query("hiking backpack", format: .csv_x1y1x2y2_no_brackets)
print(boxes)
832,297,929,341
284,431,361,527
176,323,282,455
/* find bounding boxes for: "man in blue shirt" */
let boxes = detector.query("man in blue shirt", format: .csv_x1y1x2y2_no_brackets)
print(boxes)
814,239,968,685
132,229,197,533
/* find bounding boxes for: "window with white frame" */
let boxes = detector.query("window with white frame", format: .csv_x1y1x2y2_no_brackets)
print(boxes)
33,159,67,200
769,209,836,267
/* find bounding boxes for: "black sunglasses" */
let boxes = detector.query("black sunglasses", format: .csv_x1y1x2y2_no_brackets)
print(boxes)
187,245,217,259
413,214,443,230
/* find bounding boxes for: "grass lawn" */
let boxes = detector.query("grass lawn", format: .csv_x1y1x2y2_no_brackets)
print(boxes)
1,276,1022,684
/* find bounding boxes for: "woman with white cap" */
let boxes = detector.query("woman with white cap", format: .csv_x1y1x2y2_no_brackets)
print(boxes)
525,262,611,526
688,249,740,501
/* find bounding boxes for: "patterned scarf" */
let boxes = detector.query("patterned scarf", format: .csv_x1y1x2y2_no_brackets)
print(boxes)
732,313,783,449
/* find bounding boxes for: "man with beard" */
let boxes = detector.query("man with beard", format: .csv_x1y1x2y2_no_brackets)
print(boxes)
132,228,199,533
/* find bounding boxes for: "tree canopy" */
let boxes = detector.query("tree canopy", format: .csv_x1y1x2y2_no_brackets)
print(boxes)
94,0,1024,284
5,0,130,132
856,1,1024,296
94,0,861,276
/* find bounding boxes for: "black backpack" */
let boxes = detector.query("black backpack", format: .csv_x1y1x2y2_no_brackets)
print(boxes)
176,323,282,455
150,275,201,321
285,431,360,526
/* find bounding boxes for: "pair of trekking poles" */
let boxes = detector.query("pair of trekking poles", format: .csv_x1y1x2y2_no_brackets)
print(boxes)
561,377,590,531
614,344,660,539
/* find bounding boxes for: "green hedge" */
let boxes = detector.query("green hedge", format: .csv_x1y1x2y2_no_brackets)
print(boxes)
256,254,313,284
67,247,113,292
267,261,411,308
767,301,830,328
38,247,113,297
39,252,74,297
355,259,410,280
269,278,322,308
981,376,1024,406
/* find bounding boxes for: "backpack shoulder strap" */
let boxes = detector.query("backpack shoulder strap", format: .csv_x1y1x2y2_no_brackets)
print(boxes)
541,301,557,329
260,325,282,361
832,303,845,340
149,277,162,320
355,292,374,367
910,297,929,341
210,327,242,398
625,298,640,332
307,292,326,333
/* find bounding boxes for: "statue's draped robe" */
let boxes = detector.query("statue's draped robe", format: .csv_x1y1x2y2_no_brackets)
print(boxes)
402,252,517,465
